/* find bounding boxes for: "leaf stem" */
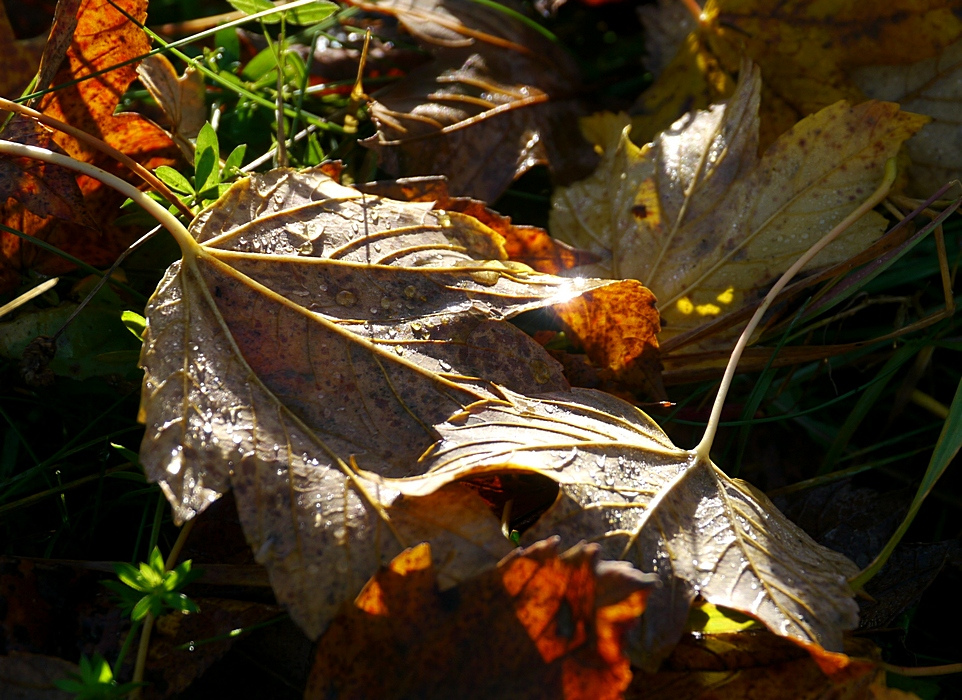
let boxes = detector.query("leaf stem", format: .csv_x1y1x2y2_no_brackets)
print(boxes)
0,140,196,255
0,96,193,217
692,157,898,461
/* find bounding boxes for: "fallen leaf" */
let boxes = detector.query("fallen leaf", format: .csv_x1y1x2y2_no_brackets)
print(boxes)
0,652,76,700
137,168,651,637
137,54,207,161
28,0,83,105
359,0,597,201
0,3,45,98
852,37,962,197
145,598,284,698
550,64,927,346
401,386,859,668
632,0,962,151
627,628,906,699
0,118,91,224
306,539,655,699
0,0,178,293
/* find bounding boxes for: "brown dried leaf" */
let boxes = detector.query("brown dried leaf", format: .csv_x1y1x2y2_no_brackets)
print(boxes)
628,629,900,700
361,0,597,201
550,64,927,347
402,387,859,669
0,3,45,98
0,118,91,224
137,54,207,161
852,37,962,197
632,0,962,151
137,168,648,638
306,539,656,699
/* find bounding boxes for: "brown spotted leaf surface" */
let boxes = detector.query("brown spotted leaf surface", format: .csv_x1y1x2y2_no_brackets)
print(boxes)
307,540,656,700
396,386,859,669
137,168,658,639
550,64,927,347
0,0,177,293
361,0,596,201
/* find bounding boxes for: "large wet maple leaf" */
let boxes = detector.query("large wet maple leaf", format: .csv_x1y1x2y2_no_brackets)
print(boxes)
138,168,859,665
137,168,656,637
550,64,927,347
397,387,859,668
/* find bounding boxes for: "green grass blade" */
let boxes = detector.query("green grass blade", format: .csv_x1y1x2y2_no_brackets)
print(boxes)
851,374,962,590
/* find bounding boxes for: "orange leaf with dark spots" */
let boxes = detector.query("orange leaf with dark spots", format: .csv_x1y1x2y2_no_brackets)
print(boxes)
307,539,655,700
0,0,177,293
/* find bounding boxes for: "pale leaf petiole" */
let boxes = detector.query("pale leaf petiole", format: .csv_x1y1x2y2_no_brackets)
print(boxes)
0,139,196,255
693,157,899,461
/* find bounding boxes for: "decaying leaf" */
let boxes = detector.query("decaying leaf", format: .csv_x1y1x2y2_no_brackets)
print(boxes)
400,386,859,668
0,2,45,98
307,539,656,699
852,38,962,197
137,54,207,161
0,118,91,224
627,627,906,699
360,0,597,201
138,168,656,637
550,64,927,346
0,0,177,293
632,0,962,152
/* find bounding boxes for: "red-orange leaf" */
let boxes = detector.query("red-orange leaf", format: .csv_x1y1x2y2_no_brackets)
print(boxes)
307,539,655,699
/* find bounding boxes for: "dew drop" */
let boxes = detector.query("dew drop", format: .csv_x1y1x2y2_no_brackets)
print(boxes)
403,285,418,299
380,296,393,310
335,290,357,307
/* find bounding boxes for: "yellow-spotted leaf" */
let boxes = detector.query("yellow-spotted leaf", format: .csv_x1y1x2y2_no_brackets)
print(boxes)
550,64,927,346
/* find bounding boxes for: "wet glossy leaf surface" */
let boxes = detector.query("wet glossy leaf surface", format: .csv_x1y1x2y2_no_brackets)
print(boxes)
138,168,648,637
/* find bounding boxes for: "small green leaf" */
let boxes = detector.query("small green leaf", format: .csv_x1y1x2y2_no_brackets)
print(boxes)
223,144,247,176
154,165,194,194
194,123,220,194
285,0,337,25
227,0,280,22
121,310,146,341
132,595,152,621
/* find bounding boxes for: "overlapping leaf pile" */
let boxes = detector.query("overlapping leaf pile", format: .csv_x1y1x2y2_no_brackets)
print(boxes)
137,167,862,685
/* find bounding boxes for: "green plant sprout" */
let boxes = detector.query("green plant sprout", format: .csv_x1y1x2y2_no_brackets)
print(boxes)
103,546,201,621
54,653,142,700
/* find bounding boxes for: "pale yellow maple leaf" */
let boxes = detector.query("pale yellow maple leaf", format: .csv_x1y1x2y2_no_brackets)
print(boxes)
550,64,928,346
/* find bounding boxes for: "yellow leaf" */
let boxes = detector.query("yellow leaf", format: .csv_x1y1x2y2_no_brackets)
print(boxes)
551,64,928,346
634,0,962,151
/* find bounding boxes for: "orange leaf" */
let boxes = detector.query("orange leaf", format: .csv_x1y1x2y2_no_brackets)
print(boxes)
0,0,177,293
307,539,655,699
